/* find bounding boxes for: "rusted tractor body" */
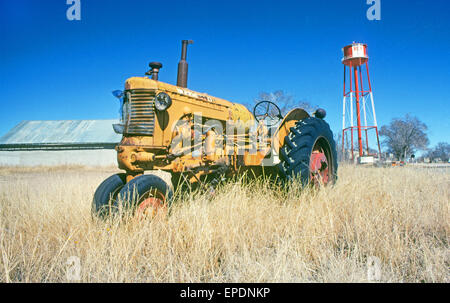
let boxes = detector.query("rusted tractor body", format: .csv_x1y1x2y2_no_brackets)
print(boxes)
93,40,338,218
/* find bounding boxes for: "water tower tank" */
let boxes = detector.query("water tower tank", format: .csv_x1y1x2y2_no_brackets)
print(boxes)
342,43,368,67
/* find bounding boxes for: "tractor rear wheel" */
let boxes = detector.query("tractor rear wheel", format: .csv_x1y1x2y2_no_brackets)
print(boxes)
92,173,127,218
118,174,174,218
278,116,338,186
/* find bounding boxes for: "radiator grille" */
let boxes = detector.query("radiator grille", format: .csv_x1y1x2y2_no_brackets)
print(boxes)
124,89,155,136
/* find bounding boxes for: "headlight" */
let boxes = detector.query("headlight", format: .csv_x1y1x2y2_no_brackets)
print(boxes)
155,92,172,111
112,123,124,134
112,90,124,99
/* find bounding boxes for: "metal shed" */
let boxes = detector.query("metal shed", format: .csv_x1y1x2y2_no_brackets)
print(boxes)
0,120,121,166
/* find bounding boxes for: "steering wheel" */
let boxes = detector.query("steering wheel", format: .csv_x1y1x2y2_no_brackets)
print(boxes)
253,100,283,126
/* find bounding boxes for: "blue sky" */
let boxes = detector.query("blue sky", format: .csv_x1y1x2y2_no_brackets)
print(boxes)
1,0,449,151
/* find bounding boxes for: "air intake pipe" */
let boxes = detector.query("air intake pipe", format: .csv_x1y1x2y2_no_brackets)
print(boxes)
146,62,162,80
176,40,193,88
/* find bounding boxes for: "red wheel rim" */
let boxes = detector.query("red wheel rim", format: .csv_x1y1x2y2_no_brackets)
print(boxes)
310,144,330,186
137,190,166,218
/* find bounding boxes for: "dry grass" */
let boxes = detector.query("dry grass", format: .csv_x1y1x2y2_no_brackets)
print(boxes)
0,164,448,282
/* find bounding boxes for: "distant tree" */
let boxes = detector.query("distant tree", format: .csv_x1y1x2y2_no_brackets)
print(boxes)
256,90,316,115
425,142,450,162
379,114,429,160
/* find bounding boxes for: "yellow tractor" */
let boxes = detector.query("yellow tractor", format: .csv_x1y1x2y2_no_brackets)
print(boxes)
93,40,338,218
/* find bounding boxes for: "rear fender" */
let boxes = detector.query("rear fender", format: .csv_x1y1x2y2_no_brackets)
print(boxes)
272,108,310,152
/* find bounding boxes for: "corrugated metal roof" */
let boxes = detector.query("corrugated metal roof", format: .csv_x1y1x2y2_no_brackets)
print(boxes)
0,120,122,145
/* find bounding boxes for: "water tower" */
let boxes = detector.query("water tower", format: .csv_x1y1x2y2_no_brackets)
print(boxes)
341,42,381,162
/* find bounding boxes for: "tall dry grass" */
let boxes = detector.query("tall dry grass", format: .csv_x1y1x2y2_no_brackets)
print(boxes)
0,164,448,282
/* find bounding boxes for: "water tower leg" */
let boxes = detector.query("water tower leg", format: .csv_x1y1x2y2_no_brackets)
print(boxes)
351,127,354,161
376,128,382,160
353,67,363,157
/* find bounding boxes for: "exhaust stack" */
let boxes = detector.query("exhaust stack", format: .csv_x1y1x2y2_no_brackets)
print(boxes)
177,40,194,88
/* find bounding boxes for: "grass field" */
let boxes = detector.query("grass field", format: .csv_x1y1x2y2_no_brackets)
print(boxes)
0,164,448,282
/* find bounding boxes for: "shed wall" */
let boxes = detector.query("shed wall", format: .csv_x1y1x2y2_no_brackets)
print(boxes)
0,150,117,166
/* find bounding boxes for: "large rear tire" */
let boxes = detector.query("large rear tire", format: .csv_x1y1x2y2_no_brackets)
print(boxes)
92,173,127,218
278,117,338,186
118,174,173,218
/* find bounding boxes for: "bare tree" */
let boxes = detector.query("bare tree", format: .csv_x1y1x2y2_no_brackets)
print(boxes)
256,90,316,115
425,142,450,162
379,114,429,160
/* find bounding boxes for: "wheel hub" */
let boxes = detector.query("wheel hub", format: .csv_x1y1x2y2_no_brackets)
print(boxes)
137,191,166,218
310,147,329,185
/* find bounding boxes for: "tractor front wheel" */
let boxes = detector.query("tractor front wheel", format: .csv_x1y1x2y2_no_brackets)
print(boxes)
118,174,174,218
92,173,127,218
